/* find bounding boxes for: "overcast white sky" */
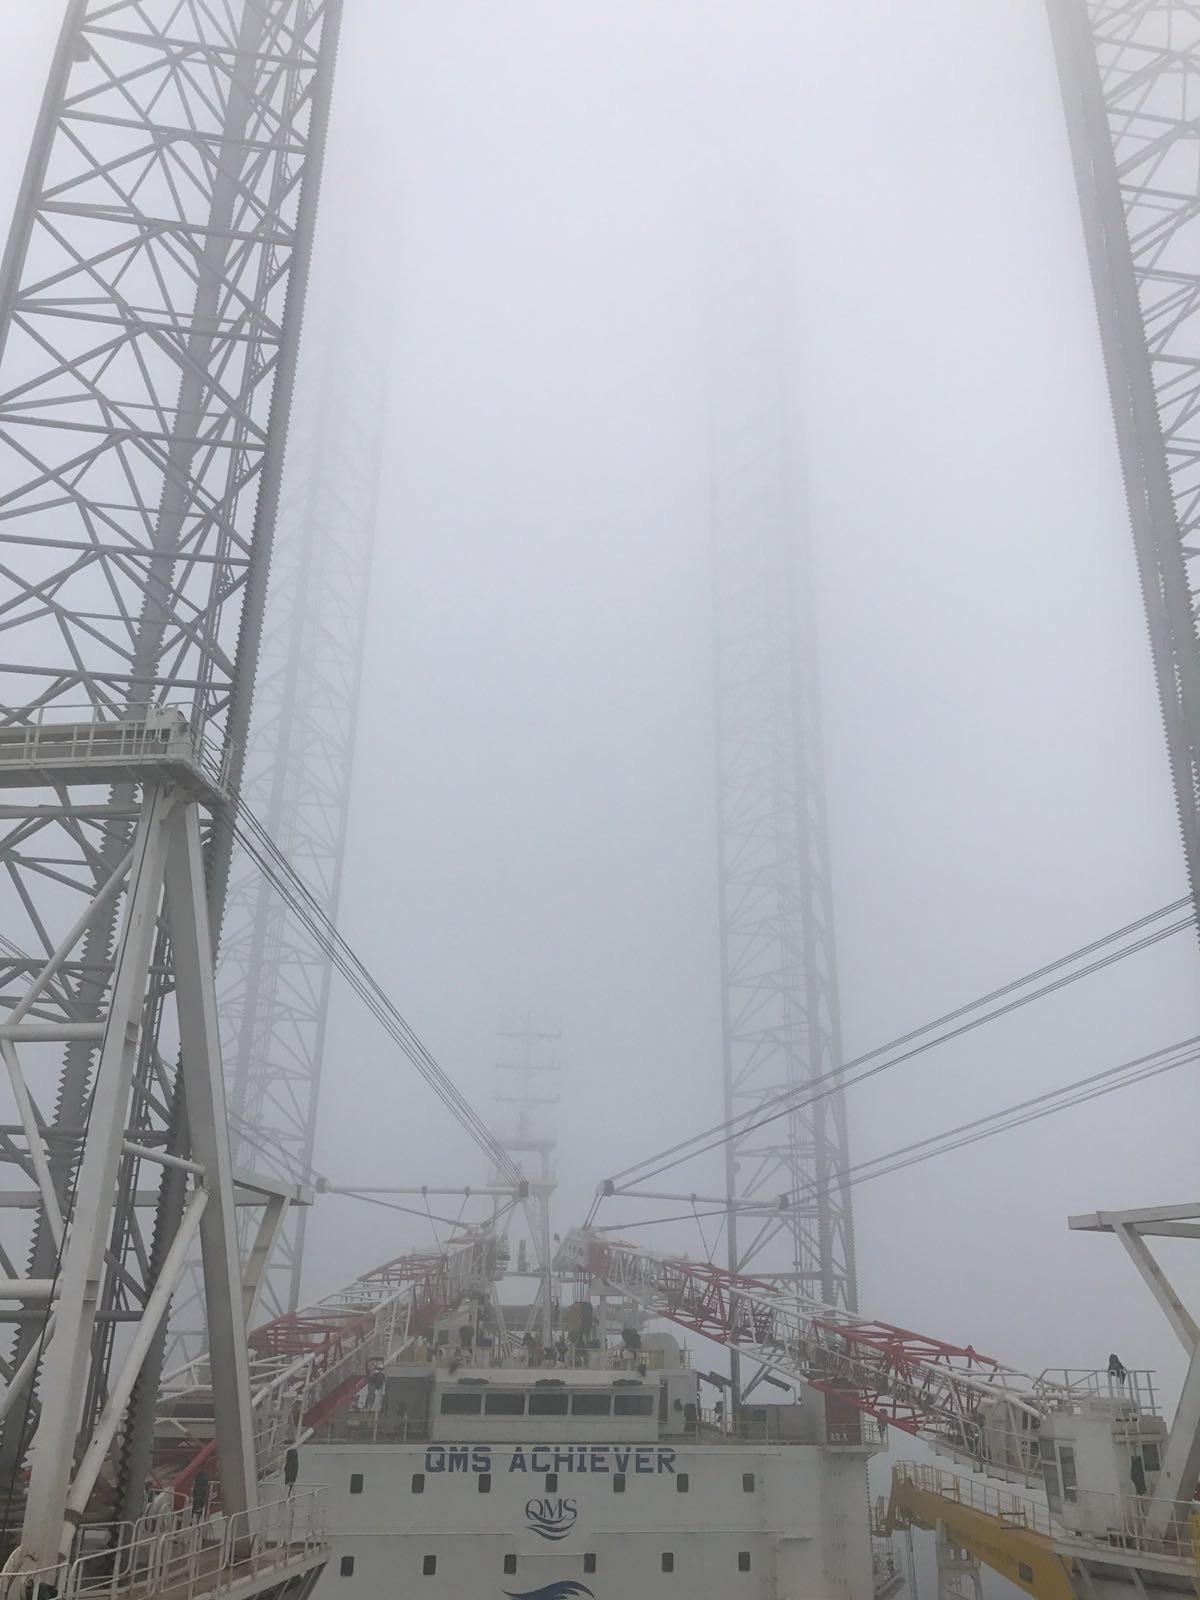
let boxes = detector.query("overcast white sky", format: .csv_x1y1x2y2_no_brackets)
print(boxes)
2,0,1197,1419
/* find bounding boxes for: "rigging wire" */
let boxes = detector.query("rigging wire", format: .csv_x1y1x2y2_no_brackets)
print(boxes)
589,897,1193,1216
337,1189,521,1234
591,1033,1200,1242
227,794,523,1187
819,1034,1200,1194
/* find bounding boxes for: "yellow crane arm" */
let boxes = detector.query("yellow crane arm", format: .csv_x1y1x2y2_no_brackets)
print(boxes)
888,1463,1076,1600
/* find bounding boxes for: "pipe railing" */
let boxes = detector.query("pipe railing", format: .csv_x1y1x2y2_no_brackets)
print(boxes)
0,1492,325,1600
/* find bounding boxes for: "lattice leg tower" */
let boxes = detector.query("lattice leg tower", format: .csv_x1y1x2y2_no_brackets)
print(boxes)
0,0,343,1541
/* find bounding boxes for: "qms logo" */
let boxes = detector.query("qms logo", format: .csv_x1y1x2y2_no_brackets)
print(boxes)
504,1586,593,1600
524,1496,578,1541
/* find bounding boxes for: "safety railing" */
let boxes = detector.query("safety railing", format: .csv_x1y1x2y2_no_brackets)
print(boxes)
895,1461,1200,1566
0,707,231,797
1,1492,325,1600
893,1462,1054,1537
1039,1367,1158,1418
403,1341,685,1373
311,1412,426,1446
694,1406,885,1449
1061,1488,1198,1562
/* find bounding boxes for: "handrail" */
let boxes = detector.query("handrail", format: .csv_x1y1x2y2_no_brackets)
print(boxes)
893,1461,1200,1565
0,1492,325,1600
0,710,232,797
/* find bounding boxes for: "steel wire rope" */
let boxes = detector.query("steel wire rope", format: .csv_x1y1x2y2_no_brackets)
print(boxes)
225,795,522,1187
588,899,1194,1217
224,1112,520,1252
231,822,519,1183
227,805,513,1175
689,1196,713,1260
590,1034,1200,1240
422,1187,442,1249
334,1189,521,1234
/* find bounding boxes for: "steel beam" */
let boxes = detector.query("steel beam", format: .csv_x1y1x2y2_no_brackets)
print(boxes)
163,803,257,1517
19,786,173,1568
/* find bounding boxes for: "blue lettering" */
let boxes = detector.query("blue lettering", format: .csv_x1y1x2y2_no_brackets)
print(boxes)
657,1449,676,1474
553,1448,575,1472
509,1448,528,1472
635,1449,653,1473
447,1447,470,1472
472,1447,491,1473
530,1448,552,1474
425,1447,445,1473
589,1449,609,1472
614,1449,631,1473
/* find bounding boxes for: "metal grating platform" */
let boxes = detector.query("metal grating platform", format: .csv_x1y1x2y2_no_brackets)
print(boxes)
0,712,228,802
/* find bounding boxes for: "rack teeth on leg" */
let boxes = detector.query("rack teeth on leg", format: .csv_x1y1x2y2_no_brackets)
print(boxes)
0,0,344,1559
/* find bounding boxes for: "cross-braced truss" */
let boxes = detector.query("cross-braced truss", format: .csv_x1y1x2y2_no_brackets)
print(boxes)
1048,0,1200,923
0,0,342,1533
561,1229,1083,1481
159,1231,499,1505
199,236,389,1336
709,239,856,1313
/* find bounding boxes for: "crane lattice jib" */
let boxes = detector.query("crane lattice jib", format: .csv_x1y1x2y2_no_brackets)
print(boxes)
160,1233,494,1499
564,1230,1054,1475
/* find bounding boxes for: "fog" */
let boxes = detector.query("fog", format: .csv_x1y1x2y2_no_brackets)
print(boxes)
2,0,1197,1430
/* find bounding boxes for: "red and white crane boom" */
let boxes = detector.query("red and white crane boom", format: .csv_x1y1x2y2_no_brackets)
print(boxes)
157,1231,500,1501
559,1229,1088,1481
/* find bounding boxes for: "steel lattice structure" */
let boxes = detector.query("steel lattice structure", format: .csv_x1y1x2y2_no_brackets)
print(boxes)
217,240,389,1323
560,1229,1068,1480
0,0,342,1534
1048,0,1200,927
709,243,856,1324
492,1015,560,1343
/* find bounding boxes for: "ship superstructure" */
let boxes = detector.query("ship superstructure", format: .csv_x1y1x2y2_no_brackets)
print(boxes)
301,1270,879,1600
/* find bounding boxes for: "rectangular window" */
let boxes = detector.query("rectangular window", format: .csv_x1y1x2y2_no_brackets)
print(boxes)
1143,1442,1162,1473
503,1557,517,1576
478,1475,492,1494
676,1474,690,1493
1042,1460,1062,1511
422,1556,437,1577
545,1473,558,1493
613,1393,654,1417
613,1474,626,1494
349,1474,363,1495
339,1557,355,1578
411,1475,425,1495
583,1555,596,1575
440,1392,482,1415
738,1552,751,1573
485,1391,526,1416
742,1473,755,1493
571,1393,611,1416
528,1391,569,1416
662,1553,675,1573
1059,1446,1079,1504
